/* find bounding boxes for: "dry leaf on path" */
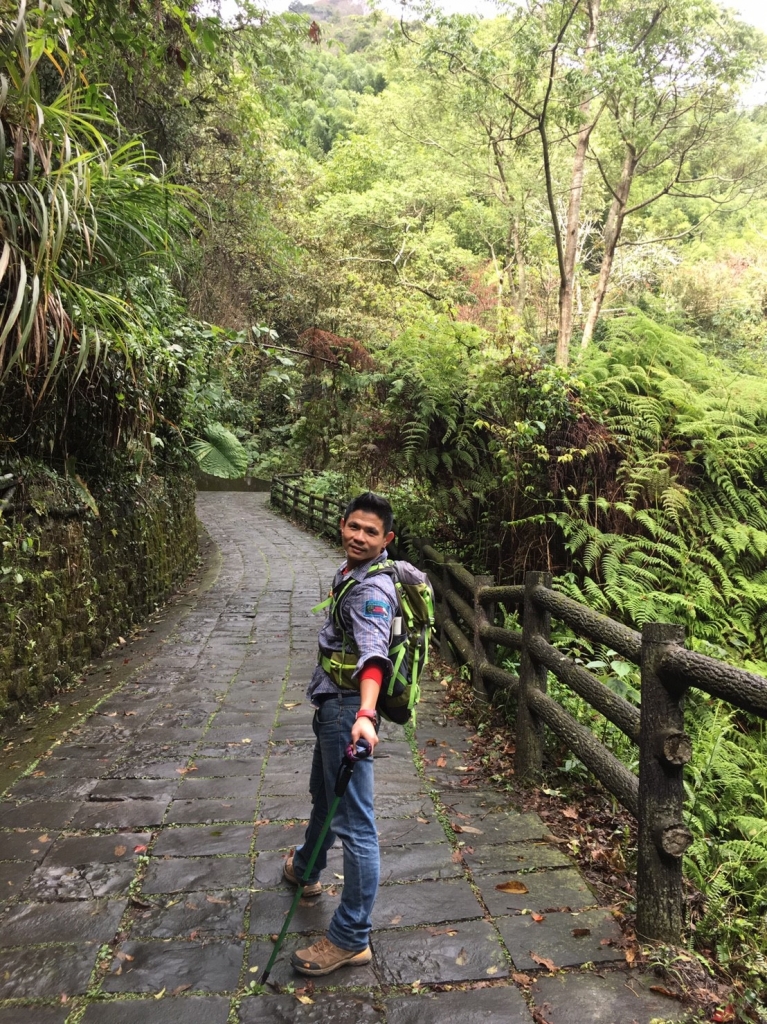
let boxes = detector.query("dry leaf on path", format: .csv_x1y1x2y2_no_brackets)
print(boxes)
206,895,229,905
512,972,533,986
561,807,578,819
417,817,429,824
530,953,558,971
531,913,545,923
114,845,127,857
495,880,529,894
486,965,499,975
455,948,468,966
296,995,314,1005
390,915,402,925
436,756,447,768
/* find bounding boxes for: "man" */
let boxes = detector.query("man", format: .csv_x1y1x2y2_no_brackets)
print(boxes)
284,491,397,977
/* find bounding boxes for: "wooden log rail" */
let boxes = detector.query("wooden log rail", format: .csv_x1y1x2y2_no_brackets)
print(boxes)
270,475,767,945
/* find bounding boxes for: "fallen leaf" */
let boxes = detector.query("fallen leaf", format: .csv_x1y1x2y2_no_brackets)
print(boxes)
154,988,166,999
283,702,301,709
417,817,429,824
118,637,127,646
530,953,558,972
390,915,402,925
486,965,499,975
532,913,545,923
333,872,344,880
650,986,682,1000
512,972,533,986
206,895,229,905
455,948,468,966
116,952,134,962
114,845,127,857
562,807,578,819
296,995,314,1005
454,824,483,835
451,850,463,863
428,928,458,936
625,948,636,963
172,985,191,996
711,1007,736,1023
133,845,147,854
436,756,447,768
37,834,50,843
572,928,591,937
124,711,137,716
241,738,251,744
455,766,471,772
104,712,118,718
495,880,529,894
249,966,260,973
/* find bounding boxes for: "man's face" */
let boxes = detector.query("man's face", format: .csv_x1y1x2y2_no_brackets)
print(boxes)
340,510,395,568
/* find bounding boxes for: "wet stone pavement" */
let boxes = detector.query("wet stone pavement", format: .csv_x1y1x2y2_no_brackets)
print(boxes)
0,493,676,1024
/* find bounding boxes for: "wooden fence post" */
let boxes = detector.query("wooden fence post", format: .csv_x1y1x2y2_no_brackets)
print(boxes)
439,562,456,665
516,570,552,783
308,493,316,531
636,622,693,943
473,575,495,705
291,484,298,519
322,496,330,536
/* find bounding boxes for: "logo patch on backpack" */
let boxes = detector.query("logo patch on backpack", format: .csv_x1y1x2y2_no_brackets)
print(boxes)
364,599,390,620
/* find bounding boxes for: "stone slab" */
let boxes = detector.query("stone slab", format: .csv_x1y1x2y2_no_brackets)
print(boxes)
461,842,571,875
142,855,251,894
0,802,79,828
82,995,231,1023
249,888,339,935
23,862,136,900
165,797,256,824
374,919,508,985
129,889,250,939
531,969,686,1024
451,812,549,845
255,822,310,852
378,843,463,883
0,1009,69,1024
70,799,171,829
9,777,98,801
87,779,178,801
0,943,97,997
46,832,151,866
0,830,57,862
373,878,482,929
0,898,126,946
385,985,532,1024
496,908,626,971
193,758,265,777
476,869,596,916
257,796,313,820
176,777,260,800
153,824,253,857
103,939,244,993
376,817,447,847
237,992,384,1023
0,861,35,898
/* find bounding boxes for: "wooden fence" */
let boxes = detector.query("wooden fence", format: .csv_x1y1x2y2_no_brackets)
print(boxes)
270,475,767,944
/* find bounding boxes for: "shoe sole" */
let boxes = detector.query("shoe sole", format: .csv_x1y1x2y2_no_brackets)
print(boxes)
291,950,372,976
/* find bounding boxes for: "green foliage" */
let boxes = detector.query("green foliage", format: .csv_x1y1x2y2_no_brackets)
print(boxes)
190,422,249,479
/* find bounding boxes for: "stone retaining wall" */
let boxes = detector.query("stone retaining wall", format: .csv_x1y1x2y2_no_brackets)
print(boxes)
0,473,198,725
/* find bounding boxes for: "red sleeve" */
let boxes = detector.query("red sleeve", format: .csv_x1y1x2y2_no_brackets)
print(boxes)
359,663,384,687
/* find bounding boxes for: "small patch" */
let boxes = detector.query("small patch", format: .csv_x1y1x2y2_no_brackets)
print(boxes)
364,599,391,620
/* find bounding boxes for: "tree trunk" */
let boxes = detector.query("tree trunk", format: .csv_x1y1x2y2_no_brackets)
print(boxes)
556,0,601,368
581,145,638,351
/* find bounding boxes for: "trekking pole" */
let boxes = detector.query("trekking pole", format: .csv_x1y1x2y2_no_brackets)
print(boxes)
260,738,372,984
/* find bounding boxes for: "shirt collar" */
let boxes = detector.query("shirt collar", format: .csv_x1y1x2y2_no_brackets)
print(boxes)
339,549,389,584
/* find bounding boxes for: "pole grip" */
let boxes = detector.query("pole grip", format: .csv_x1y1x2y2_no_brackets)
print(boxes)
334,739,371,798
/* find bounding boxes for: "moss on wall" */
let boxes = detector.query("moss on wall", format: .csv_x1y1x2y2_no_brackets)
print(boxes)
0,472,198,725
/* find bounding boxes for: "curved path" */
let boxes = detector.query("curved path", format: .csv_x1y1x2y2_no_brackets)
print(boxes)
0,494,674,1024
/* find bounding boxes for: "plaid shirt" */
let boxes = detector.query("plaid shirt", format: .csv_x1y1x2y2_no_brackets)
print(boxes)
307,550,396,702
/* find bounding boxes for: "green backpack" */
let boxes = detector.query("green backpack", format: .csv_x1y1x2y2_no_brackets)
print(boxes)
316,560,435,724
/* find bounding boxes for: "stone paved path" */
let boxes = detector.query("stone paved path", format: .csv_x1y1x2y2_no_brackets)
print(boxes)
0,494,677,1024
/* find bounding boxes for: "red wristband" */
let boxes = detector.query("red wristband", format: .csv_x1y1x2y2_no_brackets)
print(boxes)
355,708,378,722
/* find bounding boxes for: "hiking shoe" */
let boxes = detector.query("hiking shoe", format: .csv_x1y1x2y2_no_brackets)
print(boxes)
283,852,322,897
291,936,372,976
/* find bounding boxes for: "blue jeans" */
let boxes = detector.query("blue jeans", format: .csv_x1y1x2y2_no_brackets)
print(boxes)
292,691,379,952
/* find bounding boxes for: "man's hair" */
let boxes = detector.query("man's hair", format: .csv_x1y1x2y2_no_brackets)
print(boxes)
344,491,394,535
